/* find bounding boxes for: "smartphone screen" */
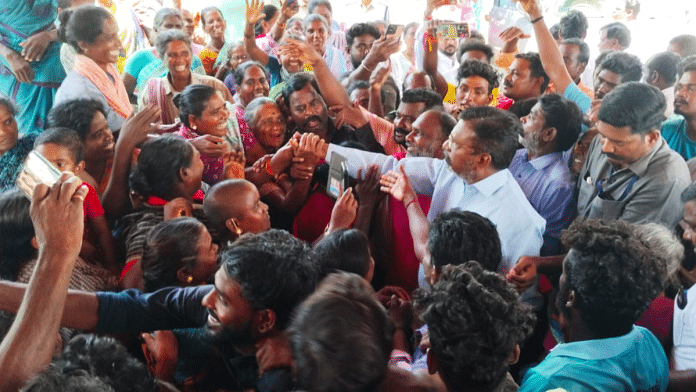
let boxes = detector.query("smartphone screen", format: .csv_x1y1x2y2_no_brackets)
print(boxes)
385,24,404,41
327,153,349,199
16,150,62,199
436,22,469,39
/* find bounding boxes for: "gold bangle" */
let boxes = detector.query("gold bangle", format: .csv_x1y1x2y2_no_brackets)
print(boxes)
362,62,375,72
277,22,286,29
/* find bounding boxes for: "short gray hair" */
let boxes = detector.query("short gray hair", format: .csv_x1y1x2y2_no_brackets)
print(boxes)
155,29,191,59
244,97,276,129
635,222,683,287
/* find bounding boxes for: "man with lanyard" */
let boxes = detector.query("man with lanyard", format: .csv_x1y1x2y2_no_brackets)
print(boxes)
576,82,689,227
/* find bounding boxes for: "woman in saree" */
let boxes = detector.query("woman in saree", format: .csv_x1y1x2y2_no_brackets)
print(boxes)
54,5,131,132
197,6,229,76
138,29,233,125
0,0,66,136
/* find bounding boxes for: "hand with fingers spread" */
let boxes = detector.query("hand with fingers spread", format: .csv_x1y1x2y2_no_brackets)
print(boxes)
119,105,162,149
278,0,299,22
364,35,401,67
380,165,417,206
163,197,193,220
277,38,323,68
327,187,358,234
355,165,385,207
189,134,229,157
31,173,89,260
499,26,530,53
245,0,266,26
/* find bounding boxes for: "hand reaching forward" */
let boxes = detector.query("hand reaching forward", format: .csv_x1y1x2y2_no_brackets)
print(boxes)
355,165,385,206
380,165,417,205
327,187,358,234
277,38,323,67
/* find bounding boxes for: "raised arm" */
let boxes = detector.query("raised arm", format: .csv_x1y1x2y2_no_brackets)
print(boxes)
244,0,270,66
0,175,88,391
269,0,298,42
516,0,574,94
279,38,350,108
101,105,161,220
421,19,449,98
343,35,401,87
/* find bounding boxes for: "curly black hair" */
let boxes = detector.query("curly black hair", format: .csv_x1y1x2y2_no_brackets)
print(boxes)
222,229,320,330
52,334,156,392
560,219,666,338
289,272,393,392
414,262,535,392
456,60,500,95
428,210,502,272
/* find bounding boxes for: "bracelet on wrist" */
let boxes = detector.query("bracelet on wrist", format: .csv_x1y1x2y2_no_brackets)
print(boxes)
404,198,417,209
362,62,375,72
530,16,544,24
264,159,276,178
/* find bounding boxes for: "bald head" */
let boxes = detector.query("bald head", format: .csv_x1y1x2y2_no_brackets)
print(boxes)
203,179,254,240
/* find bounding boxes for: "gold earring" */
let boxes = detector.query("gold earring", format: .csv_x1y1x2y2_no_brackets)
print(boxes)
236,227,242,235
192,125,197,130
187,276,193,283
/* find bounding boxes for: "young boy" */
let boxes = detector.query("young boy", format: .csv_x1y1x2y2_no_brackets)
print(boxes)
33,127,118,273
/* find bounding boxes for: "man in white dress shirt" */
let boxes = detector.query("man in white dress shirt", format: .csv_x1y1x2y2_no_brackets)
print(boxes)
321,106,545,305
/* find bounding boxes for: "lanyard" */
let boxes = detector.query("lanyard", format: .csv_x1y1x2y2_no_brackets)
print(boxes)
595,169,638,202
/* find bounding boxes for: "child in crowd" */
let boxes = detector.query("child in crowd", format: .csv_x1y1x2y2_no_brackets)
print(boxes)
33,128,118,274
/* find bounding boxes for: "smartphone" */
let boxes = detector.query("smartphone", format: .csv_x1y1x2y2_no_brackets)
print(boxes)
385,24,404,41
327,153,349,199
436,22,469,39
16,150,62,199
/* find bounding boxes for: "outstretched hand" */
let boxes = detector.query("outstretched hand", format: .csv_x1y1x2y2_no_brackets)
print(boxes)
499,26,531,43
277,38,323,67
119,105,161,148
327,187,358,234
245,0,266,25
355,165,385,206
278,0,300,21
380,165,416,205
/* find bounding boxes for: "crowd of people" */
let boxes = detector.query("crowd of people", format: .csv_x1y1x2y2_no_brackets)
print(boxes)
2,0,696,390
